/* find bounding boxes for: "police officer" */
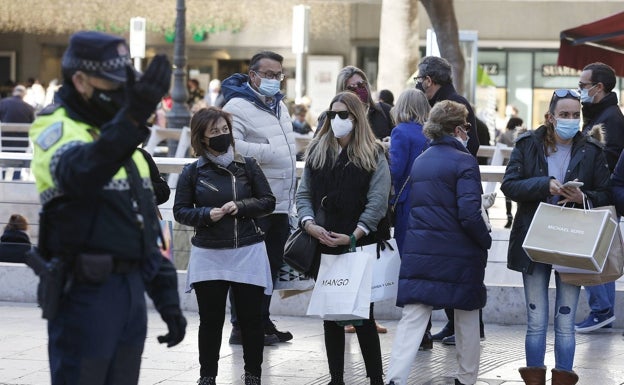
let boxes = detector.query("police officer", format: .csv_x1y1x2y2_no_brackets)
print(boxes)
28,31,187,385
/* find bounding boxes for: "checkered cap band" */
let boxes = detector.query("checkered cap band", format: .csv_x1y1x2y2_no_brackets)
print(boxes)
62,55,131,74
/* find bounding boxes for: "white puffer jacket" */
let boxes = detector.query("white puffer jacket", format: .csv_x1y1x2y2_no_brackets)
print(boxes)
223,97,296,214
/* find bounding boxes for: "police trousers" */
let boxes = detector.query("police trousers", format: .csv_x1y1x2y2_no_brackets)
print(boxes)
48,270,147,385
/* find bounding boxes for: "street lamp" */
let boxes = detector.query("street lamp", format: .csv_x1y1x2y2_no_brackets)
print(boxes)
166,0,191,134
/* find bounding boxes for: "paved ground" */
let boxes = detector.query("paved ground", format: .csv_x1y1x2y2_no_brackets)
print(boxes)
1,302,624,385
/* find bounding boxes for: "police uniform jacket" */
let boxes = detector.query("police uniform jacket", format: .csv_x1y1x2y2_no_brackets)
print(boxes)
28,89,180,314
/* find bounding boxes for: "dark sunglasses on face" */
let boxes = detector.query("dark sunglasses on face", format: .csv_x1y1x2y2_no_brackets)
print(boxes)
326,110,350,119
553,89,580,99
345,81,367,91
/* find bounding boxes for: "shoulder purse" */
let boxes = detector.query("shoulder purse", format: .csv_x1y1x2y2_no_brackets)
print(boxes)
284,208,325,275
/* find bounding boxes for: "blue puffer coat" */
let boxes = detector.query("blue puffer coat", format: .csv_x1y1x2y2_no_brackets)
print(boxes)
397,135,492,310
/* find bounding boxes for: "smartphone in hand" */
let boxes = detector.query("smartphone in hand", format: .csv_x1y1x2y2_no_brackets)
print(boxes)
562,181,584,188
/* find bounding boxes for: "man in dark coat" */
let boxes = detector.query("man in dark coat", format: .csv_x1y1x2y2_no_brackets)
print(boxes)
0,85,35,124
575,62,624,333
415,56,480,157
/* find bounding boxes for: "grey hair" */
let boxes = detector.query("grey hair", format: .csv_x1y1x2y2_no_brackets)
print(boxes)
423,100,467,140
418,56,453,86
390,89,430,125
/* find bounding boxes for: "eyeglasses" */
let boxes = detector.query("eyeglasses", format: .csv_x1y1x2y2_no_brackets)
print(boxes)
253,70,285,81
553,89,580,99
413,75,426,83
326,110,350,120
345,81,367,91
578,81,596,89
460,122,471,133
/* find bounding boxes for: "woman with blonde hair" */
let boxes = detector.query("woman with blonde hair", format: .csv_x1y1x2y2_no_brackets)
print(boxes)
389,88,430,254
386,100,491,385
336,66,393,140
296,91,390,385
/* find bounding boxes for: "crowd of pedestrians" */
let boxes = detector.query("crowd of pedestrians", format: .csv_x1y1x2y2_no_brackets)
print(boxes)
2,28,623,385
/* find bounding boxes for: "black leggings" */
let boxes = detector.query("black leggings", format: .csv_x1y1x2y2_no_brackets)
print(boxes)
194,280,265,377
323,307,383,379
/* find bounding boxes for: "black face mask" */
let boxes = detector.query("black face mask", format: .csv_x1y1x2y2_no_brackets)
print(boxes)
88,86,126,122
208,133,231,153
415,81,426,93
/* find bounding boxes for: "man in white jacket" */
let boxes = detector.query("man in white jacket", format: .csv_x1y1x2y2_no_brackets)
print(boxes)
222,51,297,345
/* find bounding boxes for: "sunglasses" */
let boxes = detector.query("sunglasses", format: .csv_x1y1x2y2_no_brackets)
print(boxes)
326,110,350,119
345,81,367,91
553,89,580,99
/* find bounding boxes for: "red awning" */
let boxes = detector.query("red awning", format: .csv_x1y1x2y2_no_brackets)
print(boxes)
557,11,624,77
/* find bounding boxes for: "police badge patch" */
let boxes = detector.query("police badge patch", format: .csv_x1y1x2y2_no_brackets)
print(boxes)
36,122,63,150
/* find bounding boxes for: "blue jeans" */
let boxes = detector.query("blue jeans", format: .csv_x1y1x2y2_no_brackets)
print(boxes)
522,263,580,371
585,282,615,313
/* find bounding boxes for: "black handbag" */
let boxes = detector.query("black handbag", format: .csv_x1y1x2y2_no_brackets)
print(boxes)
283,227,318,275
283,208,325,275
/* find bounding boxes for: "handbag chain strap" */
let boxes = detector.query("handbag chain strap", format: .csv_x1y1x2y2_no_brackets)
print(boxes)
392,176,410,211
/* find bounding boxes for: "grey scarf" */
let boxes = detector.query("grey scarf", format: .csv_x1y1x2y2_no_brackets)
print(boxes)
205,146,234,168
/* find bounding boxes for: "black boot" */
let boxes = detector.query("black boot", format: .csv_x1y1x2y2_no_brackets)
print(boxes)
419,330,433,350
243,372,261,385
328,370,345,385
504,213,513,228
197,377,216,385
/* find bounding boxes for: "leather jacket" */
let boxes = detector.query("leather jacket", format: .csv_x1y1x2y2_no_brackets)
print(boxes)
174,153,276,249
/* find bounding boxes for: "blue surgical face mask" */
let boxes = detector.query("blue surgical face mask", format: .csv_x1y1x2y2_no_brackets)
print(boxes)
580,85,595,104
257,78,281,96
555,118,580,140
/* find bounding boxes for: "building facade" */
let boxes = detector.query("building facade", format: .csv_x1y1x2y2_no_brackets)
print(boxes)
0,0,622,132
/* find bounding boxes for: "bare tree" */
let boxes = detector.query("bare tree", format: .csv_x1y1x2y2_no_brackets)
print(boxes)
377,0,465,96
420,0,464,94
377,0,420,97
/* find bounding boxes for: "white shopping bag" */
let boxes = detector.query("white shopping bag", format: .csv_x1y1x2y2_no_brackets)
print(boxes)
306,250,375,321
361,239,401,303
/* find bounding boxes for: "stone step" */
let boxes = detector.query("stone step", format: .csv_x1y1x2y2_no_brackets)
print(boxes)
2,181,624,327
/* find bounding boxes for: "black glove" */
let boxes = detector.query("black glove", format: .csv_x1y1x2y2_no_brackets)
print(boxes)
157,306,187,347
126,54,172,125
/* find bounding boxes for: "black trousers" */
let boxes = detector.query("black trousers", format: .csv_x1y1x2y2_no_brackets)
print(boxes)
323,307,383,379
231,213,290,327
195,280,265,377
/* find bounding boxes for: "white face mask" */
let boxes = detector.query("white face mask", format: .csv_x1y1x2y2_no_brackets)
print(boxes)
331,117,354,138
454,135,469,148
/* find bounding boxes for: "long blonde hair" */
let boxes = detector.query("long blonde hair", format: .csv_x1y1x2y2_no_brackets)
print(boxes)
305,92,380,172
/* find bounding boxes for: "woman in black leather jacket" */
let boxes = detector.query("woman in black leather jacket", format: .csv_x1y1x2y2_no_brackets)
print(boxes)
173,107,275,385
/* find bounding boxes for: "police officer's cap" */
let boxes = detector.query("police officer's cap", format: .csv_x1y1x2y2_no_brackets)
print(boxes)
62,31,134,83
